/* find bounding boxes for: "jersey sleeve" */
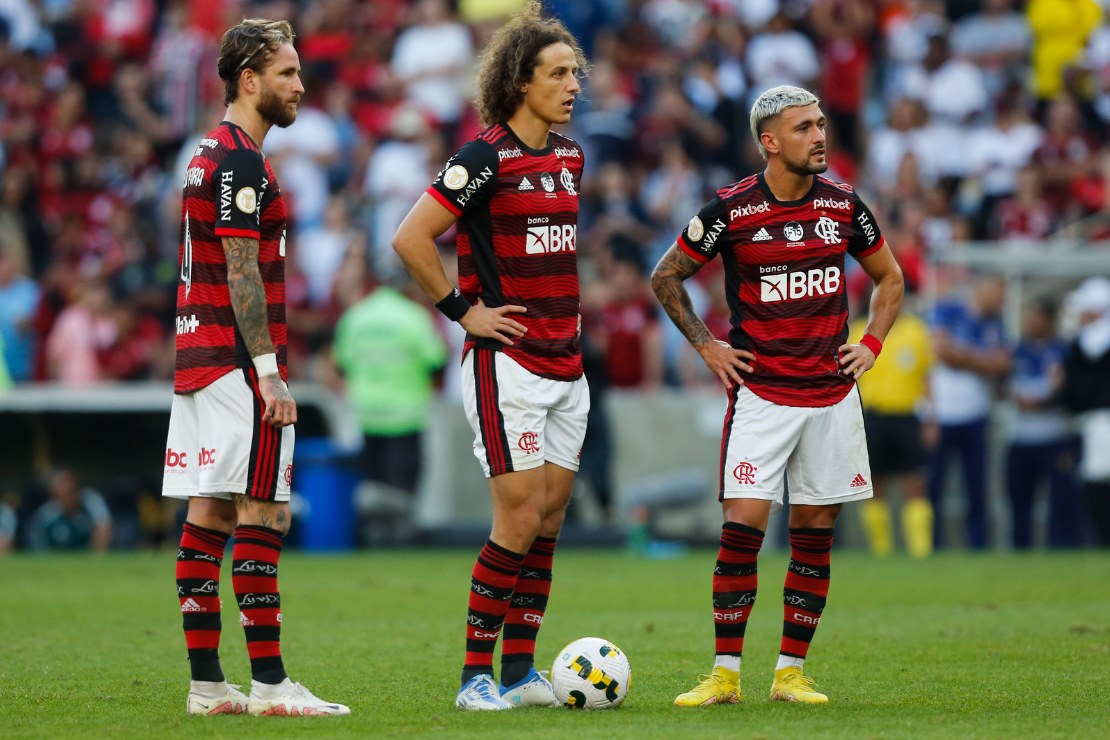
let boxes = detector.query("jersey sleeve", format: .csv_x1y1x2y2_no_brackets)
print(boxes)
427,139,499,217
677,196,731,263
212,148,266,239
848,191,885,259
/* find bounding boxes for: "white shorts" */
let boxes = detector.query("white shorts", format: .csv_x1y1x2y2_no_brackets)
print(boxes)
162,368,295,501
461,348,589,478
720,385,872,512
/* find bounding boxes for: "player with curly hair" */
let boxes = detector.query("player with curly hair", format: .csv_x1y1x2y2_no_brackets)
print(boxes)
393,1,590,711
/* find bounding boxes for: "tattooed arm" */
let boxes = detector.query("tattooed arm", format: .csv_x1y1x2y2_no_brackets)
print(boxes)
223,236,297,427
651,243,754,390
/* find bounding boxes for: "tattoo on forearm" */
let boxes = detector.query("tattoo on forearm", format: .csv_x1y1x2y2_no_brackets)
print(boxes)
651,246,712,347
224,237,274,358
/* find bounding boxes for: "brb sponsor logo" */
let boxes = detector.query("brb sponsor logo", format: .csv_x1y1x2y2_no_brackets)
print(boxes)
526,217,576,254
198,447,217,467
165,448,188,469
759,265,841,302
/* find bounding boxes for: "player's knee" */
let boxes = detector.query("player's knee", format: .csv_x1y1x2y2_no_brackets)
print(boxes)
187,498,237,534
233,497,292,535
540,506,566,536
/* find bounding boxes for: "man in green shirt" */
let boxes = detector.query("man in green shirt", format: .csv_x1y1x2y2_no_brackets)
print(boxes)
332,279,448,499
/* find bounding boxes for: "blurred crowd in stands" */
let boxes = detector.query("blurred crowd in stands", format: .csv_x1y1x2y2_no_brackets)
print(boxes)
1,0,1109,550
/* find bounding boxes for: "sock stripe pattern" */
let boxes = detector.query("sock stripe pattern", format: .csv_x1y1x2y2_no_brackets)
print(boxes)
713,522,764,656
464,539,524,672
232,524,286,682
177,522,229,681
781,527,834,659
502,536,556,662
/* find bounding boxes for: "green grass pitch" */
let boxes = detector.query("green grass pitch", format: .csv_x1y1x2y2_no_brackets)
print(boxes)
2,548,1108,738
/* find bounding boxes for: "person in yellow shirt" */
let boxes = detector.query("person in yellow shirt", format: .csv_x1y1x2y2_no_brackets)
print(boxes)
1027,0,1102,102
850,289,935,557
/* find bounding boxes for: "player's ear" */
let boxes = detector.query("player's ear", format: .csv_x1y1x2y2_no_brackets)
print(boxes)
761,131,779,156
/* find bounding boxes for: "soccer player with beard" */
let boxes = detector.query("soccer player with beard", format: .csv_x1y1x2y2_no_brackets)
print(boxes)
163,19,349,717
393,1,588,712
652,85,903,706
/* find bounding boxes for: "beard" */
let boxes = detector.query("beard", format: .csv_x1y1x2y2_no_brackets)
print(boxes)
783,151,828,177
257,84,297,128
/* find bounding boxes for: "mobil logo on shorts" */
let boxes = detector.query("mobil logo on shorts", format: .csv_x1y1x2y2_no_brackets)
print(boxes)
759,264,841,303
526,217,576,254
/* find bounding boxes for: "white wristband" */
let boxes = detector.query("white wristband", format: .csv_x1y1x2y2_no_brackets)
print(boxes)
252,353,279,377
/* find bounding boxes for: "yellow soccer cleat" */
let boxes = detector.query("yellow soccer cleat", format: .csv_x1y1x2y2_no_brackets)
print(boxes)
673,665,741,707
770,666,828,704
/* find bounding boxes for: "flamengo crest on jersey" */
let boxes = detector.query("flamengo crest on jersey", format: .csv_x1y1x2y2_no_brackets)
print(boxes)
677,173,885,408
174,122,289,394
427,123,584,382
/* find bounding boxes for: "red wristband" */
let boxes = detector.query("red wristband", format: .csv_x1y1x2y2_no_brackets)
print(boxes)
859,333,882,357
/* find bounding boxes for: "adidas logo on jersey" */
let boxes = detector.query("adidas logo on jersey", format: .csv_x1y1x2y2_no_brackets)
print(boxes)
850,473,868,488
753,227,772,241
518,177,535,191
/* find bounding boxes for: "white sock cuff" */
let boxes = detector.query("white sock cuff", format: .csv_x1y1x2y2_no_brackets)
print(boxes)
775,655,804,671
714,655,741,672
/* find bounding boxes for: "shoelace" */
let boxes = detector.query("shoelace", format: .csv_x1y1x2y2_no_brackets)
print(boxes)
287,682,320,701
783,673,819,691
473,678,499,698
694,673,732,690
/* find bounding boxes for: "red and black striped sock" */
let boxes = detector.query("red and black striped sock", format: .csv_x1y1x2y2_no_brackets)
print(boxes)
780,528,834,660
177,522,230,682
713,522,764,658
501,536,557,686
461,539,524,685
232,524,287,685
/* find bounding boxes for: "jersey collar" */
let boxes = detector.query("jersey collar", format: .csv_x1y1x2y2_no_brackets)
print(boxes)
757,171,818,207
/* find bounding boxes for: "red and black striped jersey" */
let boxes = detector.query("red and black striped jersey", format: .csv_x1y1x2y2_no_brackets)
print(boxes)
174,121,288,393
677,172,886,407
427,123,583,381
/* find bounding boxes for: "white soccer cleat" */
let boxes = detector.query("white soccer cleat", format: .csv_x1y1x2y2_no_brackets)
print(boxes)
247,678,351,716
456,674,513,710
186,681,249,715
500,667,559,707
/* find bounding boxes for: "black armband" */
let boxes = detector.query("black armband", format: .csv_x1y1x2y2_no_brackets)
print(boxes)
435,288,471,322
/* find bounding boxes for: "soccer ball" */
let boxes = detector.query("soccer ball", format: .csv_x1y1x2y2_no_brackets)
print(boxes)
550,637,631,709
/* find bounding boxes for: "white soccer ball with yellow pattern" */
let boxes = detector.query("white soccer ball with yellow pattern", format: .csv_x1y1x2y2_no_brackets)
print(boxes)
550,637,631,709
